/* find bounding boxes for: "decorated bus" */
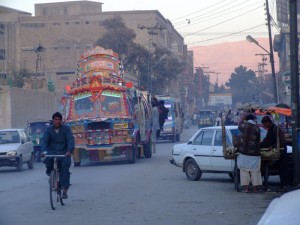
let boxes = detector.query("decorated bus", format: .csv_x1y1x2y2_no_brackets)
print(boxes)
61,46,152,166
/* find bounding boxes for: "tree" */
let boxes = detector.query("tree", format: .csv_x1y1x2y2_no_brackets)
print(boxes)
11,69,31,88
225,65,258,105
95,16,184,94
151,46,184,95
95,16,136,57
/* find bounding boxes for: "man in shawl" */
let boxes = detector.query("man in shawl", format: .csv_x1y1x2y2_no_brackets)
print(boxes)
237,114,262,193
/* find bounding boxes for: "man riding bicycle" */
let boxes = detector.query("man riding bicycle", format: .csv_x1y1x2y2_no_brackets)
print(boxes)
41,112,74,199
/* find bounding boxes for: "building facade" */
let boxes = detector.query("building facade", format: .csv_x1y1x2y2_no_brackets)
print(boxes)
0,1,189,93
0,1,194,124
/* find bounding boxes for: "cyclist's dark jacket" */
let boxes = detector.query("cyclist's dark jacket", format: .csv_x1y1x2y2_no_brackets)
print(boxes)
41,124,74,155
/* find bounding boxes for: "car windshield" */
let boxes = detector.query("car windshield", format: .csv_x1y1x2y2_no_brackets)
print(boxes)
0,131,20,144
27,122,51,135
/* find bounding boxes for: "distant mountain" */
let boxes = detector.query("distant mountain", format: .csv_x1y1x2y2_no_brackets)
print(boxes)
190,38,279,84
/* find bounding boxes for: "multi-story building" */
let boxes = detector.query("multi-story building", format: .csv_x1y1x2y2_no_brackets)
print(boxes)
0,1,190,93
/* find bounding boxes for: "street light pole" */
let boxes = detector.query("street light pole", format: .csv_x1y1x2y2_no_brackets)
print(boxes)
246,35,278,103
289,0,300,186
266,0,279,104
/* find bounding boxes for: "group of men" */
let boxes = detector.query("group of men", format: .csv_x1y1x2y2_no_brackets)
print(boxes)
151,98,169,141
237,114,291,193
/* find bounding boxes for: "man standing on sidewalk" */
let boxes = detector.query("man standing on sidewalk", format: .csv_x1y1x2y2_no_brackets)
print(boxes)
237,114,262,193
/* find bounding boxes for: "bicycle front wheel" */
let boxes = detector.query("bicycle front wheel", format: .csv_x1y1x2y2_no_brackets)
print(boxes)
49,170,58,210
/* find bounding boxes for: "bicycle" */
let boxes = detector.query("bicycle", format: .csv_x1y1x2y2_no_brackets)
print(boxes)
45,155,66,210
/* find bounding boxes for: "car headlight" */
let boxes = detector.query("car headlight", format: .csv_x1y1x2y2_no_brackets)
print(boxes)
7,150,17,156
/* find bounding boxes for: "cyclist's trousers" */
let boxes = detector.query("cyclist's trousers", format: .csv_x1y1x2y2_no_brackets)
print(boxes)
45,157,71,189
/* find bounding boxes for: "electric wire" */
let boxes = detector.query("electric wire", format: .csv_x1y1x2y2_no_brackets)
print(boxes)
183,6,263,38
176,1,263,30
187,24,266,45
171,0,228,22
174,0,239,26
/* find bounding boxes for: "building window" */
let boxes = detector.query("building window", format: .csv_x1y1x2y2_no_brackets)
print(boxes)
85,21,90,24
75,21,80,24
65,22,69,25
60,76,69,80
0,73,7,79
21,23,46,28
0,24,5,35
0,49,5,60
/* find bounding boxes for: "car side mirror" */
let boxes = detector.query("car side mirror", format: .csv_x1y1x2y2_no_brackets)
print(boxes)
21,139,25,144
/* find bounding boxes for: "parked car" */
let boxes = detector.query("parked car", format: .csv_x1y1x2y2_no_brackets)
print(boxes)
169,126,268,181
0,129,34,171
258,189,300,225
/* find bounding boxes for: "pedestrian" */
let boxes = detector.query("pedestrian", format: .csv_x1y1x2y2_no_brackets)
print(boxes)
215,113,222,126
151,98,160,141
225,110,234,125
237,114,262,193
259,115,291,192
41,112,75,199
233,111,240,125
158,100,169,136
192,111,197,125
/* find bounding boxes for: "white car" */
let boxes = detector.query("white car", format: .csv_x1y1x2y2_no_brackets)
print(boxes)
0,129,34,171
170,125,273,181
170,126,239,181
258,189,300,225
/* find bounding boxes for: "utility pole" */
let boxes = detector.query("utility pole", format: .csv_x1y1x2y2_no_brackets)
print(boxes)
266,0,279,103
289,0,300,186
138,23,166,93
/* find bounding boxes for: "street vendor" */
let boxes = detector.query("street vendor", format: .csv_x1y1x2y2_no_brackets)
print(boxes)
237,114,262,193
259,116,291,192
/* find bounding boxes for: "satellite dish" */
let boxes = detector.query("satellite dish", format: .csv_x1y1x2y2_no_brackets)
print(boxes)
33,44,45,54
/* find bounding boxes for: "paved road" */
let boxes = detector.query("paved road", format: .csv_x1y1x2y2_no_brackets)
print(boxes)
0,126,279,225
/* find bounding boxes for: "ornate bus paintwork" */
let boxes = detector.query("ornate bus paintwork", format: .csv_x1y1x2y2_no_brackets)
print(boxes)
62,46,152,166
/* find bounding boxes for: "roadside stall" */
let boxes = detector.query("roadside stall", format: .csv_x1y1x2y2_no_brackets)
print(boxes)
222,104,291,192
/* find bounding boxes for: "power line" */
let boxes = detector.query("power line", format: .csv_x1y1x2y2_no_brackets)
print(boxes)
171,0,228,21
187,24,266,45
176,1,262,30
173,0,240,26
184,6,262,38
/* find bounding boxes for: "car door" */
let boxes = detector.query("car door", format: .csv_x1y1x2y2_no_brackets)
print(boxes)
19,130,30,161
210,129,234,172
192,129,214,170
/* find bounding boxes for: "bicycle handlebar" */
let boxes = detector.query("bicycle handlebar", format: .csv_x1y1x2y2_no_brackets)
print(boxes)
45,155,67,158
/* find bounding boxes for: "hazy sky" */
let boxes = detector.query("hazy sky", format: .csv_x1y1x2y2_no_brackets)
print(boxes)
0,0,279,47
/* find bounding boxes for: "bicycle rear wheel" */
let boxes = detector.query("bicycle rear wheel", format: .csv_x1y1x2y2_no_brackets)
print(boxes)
49,170,58,210
58,185,64,206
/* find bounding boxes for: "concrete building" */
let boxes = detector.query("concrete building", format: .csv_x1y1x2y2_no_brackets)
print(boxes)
0,1,189,93
0,1,194,126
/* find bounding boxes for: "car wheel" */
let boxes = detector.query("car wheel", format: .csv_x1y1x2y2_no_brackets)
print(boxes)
176,134,180,142
27,154,34,169
144,141,152,158
185,159,202,181
35,150,41,162
171,134,176,143
128,144,137,164
74,161,81,167
228,173,234,181
17,156,23,171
